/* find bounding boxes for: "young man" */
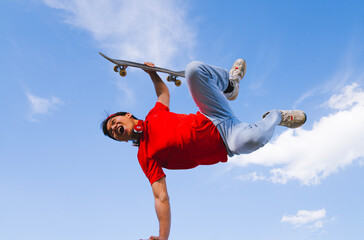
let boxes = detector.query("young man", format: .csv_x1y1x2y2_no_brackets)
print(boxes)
101,59,306,240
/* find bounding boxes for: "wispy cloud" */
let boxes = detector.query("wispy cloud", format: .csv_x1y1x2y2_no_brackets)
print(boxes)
115,80,136,108
294,39,364,109
231,83,364,185
43,0,195,66
293,66,354,108
281,209,327,229
26,92,63,121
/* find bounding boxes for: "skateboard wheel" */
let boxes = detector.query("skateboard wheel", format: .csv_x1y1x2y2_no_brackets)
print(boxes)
166,76,171,82
119,69,127,77
113,65,119,72
175,80,182,87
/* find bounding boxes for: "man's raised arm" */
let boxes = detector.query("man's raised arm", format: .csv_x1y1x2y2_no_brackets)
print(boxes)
144,62,170,108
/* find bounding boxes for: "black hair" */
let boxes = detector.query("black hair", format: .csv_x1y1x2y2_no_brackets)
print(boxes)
101,112,139,140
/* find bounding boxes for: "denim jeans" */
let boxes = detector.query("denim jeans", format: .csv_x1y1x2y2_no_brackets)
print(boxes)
185,61,281,157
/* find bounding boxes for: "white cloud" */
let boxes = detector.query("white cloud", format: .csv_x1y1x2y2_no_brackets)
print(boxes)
43,0,195,66
327,83,364,110
26,92,63,121
230,83,364,185
281,209,327,229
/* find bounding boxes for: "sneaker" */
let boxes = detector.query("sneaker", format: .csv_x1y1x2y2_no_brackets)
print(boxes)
224,58,247,101
262,110,307,128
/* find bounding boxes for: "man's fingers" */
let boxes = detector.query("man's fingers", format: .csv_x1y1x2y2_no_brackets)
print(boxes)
144,62,155,67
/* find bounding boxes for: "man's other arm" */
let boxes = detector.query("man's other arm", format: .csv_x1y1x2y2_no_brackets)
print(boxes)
149,176,171,240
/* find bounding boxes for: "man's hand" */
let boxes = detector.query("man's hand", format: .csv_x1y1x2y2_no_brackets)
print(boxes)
143,62,156,75
147,236,167,240
139,237,166,240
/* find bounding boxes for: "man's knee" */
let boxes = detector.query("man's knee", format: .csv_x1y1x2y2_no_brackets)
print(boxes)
185,61,205,80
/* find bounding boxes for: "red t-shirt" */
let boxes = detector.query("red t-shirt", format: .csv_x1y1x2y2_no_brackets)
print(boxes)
137,102,228,184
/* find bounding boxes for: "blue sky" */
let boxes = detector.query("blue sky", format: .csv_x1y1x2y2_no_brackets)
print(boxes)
1,0,364,239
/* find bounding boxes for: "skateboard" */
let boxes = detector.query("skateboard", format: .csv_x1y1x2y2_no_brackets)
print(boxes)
99,52,185,86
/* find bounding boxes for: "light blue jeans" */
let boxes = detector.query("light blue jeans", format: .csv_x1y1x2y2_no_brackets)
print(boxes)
185,61,281,157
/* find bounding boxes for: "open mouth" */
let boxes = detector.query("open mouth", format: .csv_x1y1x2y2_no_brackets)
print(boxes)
117,126,125,136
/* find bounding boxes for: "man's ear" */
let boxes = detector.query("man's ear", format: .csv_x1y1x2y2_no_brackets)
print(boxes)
126,113,132,118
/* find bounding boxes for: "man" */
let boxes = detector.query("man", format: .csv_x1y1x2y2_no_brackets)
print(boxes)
101,59,306,240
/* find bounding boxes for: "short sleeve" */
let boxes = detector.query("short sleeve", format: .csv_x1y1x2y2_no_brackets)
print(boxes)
146,102,170,117
138,156,166,185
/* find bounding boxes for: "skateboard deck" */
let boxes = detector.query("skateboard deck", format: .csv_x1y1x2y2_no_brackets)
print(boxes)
99,52,185,86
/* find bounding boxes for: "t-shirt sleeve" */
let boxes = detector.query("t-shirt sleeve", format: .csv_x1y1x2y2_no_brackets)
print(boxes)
147,102,170,117
138,155,166,185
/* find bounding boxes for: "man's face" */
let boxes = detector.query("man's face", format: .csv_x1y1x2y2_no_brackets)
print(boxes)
106,113,136,142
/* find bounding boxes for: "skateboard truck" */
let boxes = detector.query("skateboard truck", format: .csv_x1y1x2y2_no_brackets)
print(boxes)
166,74,182,87
113,65,127,77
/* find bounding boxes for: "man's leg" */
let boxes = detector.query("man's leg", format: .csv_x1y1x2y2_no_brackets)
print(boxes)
185,61,235,123
185,61,282,156
218,110,281,155
185,61,307,156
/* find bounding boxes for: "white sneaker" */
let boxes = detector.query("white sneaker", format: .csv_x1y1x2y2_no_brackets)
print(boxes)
263,110,307,128
224,58,247,101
